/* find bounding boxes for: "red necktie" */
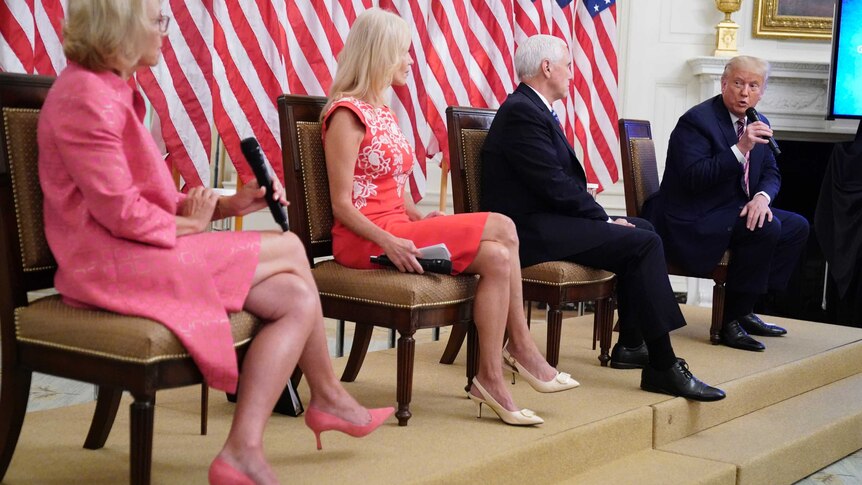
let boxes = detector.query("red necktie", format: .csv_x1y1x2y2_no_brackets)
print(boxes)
736,118,750,196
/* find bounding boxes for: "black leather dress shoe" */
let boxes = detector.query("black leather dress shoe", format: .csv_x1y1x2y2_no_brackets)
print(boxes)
640,359,726,402
610,342,649,369
720,320,765,352
738,313,787,337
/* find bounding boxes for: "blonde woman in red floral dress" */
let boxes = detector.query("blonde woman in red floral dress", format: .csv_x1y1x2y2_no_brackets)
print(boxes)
323,8,580,427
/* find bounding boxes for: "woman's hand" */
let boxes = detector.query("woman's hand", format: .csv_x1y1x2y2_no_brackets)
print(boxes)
177,187,219,235
423,210,445,219
219,179,289,219
379,234,424,273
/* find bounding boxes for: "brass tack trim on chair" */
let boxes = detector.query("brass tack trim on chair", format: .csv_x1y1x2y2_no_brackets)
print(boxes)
14,309,253,364
460,129,488,213
521,275,615,287
3,107,56,273
296,121,333,246
318,291,474,310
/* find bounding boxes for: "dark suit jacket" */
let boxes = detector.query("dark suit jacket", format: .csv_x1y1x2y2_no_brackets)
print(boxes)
480,83,615,267
642,95,781,276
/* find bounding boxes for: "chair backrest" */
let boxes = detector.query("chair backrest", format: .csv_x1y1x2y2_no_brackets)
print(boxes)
0,73,57,299
277,94,332,264
445,106,497,214
0,72,56,360
618,119,660,217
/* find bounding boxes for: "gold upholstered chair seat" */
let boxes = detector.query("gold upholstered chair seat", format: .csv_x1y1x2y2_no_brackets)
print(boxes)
16,295,260,362
312,260,478,309
521,262,615,287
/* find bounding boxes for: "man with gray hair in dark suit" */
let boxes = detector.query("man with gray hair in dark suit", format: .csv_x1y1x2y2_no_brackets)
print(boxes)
481,34,725,402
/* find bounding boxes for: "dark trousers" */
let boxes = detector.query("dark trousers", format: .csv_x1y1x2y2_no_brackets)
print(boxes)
726,207,810,295
563,217,685,343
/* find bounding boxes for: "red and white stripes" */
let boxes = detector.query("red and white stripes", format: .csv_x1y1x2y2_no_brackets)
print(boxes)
0,0,620,197
572,0,620,191
1,0,66,75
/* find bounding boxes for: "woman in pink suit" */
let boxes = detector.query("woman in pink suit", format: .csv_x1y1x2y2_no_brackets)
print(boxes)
38,1,391,483
323,8,580,428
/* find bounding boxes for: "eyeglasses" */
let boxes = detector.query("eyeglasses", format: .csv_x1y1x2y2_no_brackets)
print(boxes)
155,14,171,33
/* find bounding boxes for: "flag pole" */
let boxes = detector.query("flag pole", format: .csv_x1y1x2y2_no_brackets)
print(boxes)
439,160,449,213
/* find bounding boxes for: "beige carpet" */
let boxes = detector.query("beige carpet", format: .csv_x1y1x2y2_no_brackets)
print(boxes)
4,305,862,484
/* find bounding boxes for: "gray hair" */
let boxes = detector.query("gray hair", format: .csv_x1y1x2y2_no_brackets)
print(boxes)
721,55,771,85
514,35,568,81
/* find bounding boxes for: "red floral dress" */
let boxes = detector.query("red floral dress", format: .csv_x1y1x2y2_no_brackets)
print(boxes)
323,97,488,274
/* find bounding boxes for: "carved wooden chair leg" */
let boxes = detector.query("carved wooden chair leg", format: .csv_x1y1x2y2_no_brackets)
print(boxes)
546,303,564,368
0,368,32,481
710,281,726,345
395,331,416,426
200,384,208,436
525,300,532,328
129,395,156,485
597,297,614,366
439,322,467,364
341,322,374,382
84,386,123,449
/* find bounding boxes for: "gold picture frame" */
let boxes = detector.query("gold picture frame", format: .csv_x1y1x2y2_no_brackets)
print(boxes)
753,0,834,40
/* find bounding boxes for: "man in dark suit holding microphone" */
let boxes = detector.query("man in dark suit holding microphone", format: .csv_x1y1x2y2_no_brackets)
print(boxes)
642,56,809,351
481,35,724,401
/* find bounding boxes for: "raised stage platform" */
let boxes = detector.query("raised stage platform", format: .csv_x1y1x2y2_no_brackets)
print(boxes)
5,305,862,484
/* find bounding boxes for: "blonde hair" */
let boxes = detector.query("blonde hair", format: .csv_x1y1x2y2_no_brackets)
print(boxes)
721,55,771,86
322,8,411,118
63,0,151,73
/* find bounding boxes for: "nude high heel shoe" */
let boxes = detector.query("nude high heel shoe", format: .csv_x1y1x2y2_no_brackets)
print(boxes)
502,348,580,393
208,457,254,485
467,377,544,426
304,406,394,450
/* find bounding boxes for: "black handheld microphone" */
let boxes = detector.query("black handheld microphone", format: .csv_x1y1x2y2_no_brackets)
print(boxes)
239,137,289,232
370,255,453,275
744,107,781,157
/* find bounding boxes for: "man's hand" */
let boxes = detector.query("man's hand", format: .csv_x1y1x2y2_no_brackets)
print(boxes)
739,193,773,231
611,218,635,227
737,121,773,154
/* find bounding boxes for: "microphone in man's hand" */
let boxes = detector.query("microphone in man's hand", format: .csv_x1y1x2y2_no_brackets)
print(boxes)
239,137,289,232
744,107,781,156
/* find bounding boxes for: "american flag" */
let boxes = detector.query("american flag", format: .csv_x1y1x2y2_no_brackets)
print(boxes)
573,0,620,191
0,0,619,197
0,0,66,75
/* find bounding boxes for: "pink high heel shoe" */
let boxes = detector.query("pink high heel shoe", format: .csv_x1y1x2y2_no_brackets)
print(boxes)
208,456,254,485
304,406,394,450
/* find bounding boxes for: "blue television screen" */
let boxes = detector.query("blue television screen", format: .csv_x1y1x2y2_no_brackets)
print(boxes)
828,0,862,119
